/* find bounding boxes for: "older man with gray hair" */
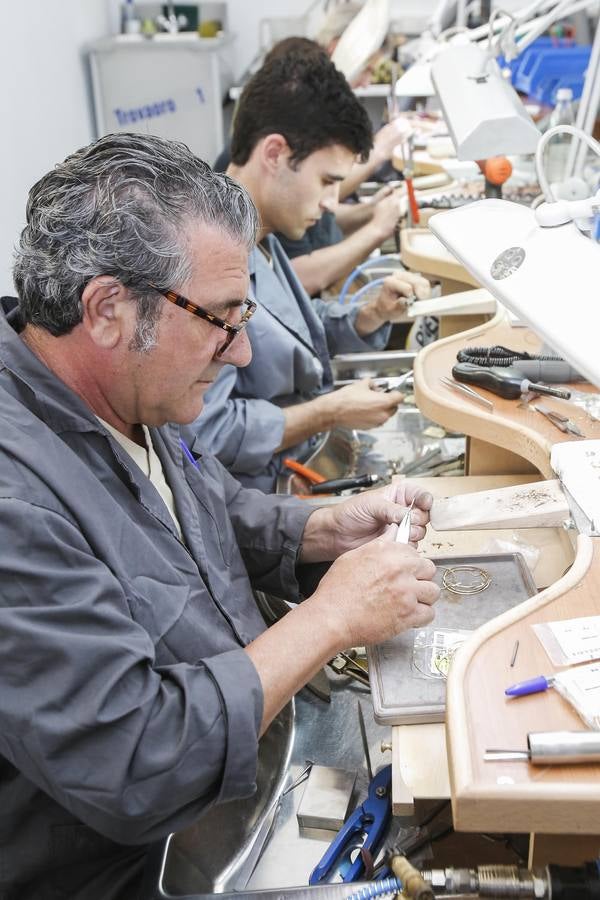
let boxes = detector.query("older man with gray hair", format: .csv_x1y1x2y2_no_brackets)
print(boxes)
0,132,438,899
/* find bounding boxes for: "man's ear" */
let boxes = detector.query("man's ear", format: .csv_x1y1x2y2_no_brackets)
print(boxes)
81,277,128,349
259,134,292,174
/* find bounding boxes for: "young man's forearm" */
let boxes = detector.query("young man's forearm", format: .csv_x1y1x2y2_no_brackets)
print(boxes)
275,394,337,452
339,153,386,200
290,219,387,296
334,201,375,235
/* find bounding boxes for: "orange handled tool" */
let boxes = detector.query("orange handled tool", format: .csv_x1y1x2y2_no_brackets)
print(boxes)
405,177,420,226
283,458,326,484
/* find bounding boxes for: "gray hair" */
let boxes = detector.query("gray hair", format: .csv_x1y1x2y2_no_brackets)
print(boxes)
13,132,259,351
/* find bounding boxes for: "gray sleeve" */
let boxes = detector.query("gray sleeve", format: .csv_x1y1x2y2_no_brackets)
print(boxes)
195,366,286,474
312,298,391,356
0,498,263,845
210,458,314,600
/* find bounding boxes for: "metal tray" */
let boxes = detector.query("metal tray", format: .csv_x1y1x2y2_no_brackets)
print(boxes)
367,553,537,726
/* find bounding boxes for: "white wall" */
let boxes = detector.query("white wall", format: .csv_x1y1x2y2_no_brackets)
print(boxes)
1,0,113,295
225,0,313,79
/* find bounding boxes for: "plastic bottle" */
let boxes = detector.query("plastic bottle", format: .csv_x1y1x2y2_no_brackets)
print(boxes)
122,0,141,35
546,87,575,185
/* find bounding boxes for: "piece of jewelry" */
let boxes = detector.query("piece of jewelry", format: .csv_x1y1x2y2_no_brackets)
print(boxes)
441,564,491,595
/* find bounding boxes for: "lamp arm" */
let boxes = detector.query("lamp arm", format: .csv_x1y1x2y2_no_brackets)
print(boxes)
497,0,597,59
467,0,556,43
536,125,600,201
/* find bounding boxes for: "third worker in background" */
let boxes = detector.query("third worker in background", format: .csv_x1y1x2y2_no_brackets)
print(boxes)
195,49,430,492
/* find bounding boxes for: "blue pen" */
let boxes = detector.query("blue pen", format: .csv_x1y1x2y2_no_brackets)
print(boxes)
179,438,200,469
505,675,556,697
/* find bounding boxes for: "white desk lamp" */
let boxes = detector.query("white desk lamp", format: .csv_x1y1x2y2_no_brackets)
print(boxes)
428,124,600,388
566,19,600,179
395,0,596,102
431,44,541,159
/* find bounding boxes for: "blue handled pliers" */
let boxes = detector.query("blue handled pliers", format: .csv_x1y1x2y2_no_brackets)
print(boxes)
309,764,392,885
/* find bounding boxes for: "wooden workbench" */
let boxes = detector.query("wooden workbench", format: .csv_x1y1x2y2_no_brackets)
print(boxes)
392,308,600,864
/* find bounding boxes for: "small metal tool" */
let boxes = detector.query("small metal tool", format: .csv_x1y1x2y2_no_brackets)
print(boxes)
401,446,442,476
533,403,585,437
282,761,314,797
440,376,494,411
377,370,414,393
395,498,415,544
329,651,370,688
402,133,420,227
357,700,373,782
510,639,520,668
485,730,600,764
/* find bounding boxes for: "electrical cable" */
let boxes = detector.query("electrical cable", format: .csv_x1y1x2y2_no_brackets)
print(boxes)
536,124,600,201
405,824,454,859
416,799,450,829
456,345,562,367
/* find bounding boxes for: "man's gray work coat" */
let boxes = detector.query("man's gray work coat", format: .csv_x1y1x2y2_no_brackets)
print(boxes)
195,235,391,492
0,299,312,900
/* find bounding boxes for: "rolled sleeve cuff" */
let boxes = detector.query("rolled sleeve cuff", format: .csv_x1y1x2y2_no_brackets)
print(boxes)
231,402,286,474
319,300,392,353
202,648,263,803
345,304,392,350
278,501,314,601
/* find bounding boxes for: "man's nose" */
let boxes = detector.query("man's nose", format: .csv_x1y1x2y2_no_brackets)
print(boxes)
218,328,252,367
320,182,340,211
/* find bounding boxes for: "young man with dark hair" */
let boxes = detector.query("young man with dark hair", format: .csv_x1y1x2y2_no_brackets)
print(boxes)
213,39,411,297
197,51,429,493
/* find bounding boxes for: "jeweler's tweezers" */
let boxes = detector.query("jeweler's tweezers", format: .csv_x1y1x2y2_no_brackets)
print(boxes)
440,376,494,411
395,498,415,544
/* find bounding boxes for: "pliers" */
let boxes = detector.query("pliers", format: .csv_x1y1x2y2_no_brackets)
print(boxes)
533,403,585,437
309,765,392,885
329,650,370,688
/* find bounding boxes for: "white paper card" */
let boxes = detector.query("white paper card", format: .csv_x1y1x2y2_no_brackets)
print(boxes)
551,440,600,531
554,662,600,729
533,615,600,667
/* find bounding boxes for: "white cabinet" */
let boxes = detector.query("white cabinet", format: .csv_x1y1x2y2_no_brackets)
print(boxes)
88,34,233,165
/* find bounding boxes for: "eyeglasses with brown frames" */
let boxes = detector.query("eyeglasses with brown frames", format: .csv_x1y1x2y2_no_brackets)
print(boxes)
151,286,257,357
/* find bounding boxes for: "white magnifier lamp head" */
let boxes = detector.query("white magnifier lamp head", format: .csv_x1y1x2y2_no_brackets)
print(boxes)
429,198,600,389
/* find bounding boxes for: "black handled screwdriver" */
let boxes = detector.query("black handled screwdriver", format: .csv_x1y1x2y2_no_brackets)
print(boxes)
310,473,379,495
452,363,571,400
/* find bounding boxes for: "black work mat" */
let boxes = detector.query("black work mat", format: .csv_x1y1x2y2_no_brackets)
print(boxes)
367,553,537,725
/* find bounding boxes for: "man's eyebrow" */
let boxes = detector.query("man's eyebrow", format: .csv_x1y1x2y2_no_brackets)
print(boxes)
325,173,346,182
210,298,245,315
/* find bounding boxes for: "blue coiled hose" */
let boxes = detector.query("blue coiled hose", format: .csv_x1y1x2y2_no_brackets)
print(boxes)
348,277,387,305
339,255,402,304
345,876,403,900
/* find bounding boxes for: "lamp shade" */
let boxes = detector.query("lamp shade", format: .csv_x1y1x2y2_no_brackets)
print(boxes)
395,61,435,97
429,199,600,388
431,44,540,160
